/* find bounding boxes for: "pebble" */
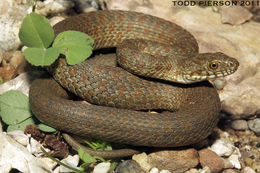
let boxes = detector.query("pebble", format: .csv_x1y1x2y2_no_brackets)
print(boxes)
0,164,12,173
74,0,99,12
36,0,75,16
199,166,211,173
242,166,256,173
147,149,199,173
222,158,234,169
7,130,29,146
228,154,241,169
40,157,57,170
59,155,80,173
248,118,260,134
0,0,29,54
150,167,159,173
160,170,171,173
186,168,200,173
222,169,239,173
198,148,224,173
210,139,234,157
132,152,152,172
115,160,145,173
93,162,111,173
231,119,249,130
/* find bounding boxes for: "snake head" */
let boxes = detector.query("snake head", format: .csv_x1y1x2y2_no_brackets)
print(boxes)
183,52,239,83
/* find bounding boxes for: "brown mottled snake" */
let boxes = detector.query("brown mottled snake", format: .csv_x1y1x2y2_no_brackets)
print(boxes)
29,10,239,158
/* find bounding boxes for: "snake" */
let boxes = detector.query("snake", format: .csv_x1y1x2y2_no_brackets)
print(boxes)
29,10,239,158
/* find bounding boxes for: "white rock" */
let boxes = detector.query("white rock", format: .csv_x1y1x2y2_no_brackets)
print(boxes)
7,130,29,146
228,154,241,169
60,155,80,172
231,119,249,130
0,0,30,54
40,157,58,170
93,162,111,173
160,170,171,173
242,166,256,173
0,163,12,173
0,71,47,96
150,167,159,173
75,0,98,13
248,118,260,133
0,132,52,172
36,0,74,16
199,166,211,173
132,152,152,172
26,137,44,157
210,139,234,157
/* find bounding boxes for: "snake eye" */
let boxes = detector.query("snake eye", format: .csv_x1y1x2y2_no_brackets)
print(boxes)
209,61,219,70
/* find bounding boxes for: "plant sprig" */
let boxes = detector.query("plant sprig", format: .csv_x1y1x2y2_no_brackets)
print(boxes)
19,12,94,66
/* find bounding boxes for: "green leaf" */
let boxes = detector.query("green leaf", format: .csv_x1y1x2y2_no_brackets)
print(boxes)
0,90,32,125
78,147,97,164
53,31,94,65
24,47,60,66
19,12,54,48
38,123,57,133
7,117,37,132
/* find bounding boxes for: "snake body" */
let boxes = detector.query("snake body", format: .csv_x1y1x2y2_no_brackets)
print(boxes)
29,11,239,154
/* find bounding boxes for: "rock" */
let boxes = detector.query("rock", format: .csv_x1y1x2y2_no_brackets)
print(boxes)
222,169,240,173
231,119,249,130
59,155,80,172
147,149,199,173
0,132,52,172
7,130,29,146
26,136,44,157
199,149,224,173
40,157,58,170
104,0,260,117
93,162,111,173
74,0,99,13
132,152,152,172
36,0,75,16
199,166,211,173
150,167,159,173
49,16,66,27
186,168,200,173
242,167,256,173
115,160,145,173
0,164,12,173
222,158,234,169
228,154,241,169
210,139,235,157
160,170,171,173
220,6,253,25
248,118,260,134
0,0,30,54
0,71,48,96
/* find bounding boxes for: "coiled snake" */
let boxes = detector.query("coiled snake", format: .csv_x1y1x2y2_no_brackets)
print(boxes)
29,10,239,158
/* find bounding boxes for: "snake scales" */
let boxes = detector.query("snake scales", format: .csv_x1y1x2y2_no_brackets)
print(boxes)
29,10,239,158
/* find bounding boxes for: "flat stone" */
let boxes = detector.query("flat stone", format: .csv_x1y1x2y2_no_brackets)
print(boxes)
93,162,111,173
210,139,235,157
115,160,145,173
242,167,256,173
199,148,224,173
147,149,199,173
220,6,253,25
132,152,152,172
248,118,260,134
231,120,249,130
